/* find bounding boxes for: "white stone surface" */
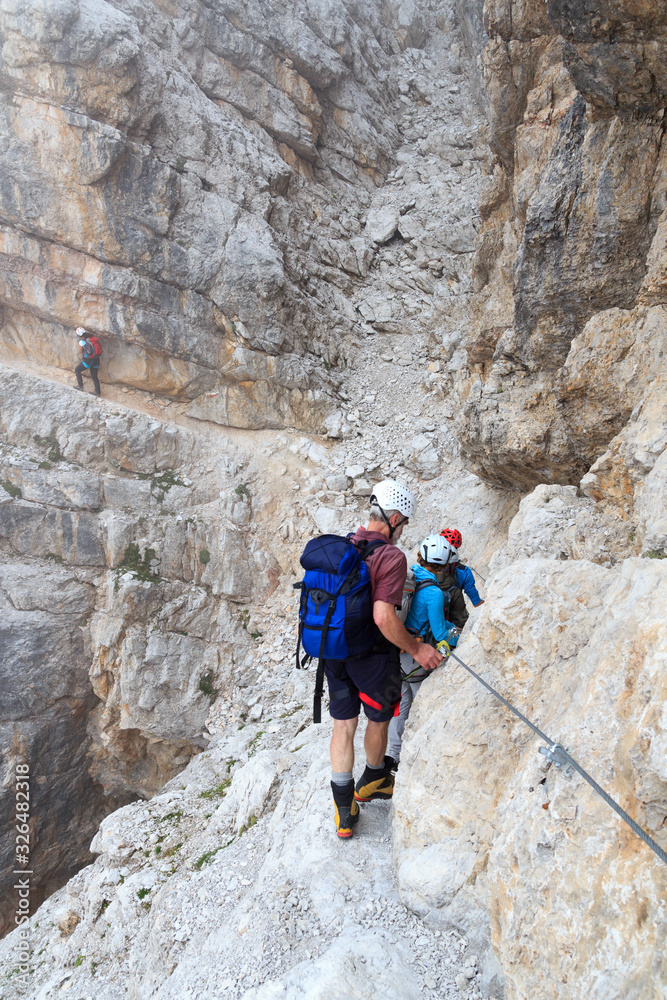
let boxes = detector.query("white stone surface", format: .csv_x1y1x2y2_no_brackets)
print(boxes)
393,553,667,1000
365,205,400,244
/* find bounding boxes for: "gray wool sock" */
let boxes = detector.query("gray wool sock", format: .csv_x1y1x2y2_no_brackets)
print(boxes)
365,760,385,772
331,771,353,786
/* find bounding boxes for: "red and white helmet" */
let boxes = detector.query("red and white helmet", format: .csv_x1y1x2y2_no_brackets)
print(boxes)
420,534,457,566
440,527,462,549
370,480,417,519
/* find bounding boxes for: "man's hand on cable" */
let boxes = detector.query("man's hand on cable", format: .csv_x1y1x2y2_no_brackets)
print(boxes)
412,640,445,672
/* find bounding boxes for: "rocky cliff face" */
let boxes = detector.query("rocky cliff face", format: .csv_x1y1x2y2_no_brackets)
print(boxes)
0,0,460,432
0,0,666,998
451,0,667,492
389,5,667,998
0,365,282,933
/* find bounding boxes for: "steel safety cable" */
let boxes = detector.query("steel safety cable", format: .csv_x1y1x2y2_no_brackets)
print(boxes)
448,651,667,868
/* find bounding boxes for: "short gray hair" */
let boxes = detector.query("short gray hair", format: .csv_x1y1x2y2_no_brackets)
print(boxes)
368,504,400,523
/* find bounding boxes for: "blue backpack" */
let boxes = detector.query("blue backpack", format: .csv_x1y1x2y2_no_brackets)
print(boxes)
294,533,387,722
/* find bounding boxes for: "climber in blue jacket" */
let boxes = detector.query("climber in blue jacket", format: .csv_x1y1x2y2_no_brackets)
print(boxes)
386,534,461,769
402,561,461,655
453,561,482,607
439,527,484,627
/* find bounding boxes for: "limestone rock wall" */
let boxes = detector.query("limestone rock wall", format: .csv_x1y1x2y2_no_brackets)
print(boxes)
451,0,667,490
388,5,667,998
393,552,667,999
0,0,492,438
0,366,282,933
0,0,425,431
0,558,108,936
393,333,667,998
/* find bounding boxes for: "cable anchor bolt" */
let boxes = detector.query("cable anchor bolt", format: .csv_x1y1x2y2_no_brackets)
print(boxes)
539,743,572,776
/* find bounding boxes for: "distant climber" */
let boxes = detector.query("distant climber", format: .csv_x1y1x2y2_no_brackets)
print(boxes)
295,480,444,839
439,527,484,624
386,534,460,771
74,327,102,396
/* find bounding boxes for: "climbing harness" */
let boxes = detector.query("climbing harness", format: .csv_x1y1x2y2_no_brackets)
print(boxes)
400,632,453,684
448,650,667,867
401,645,450,684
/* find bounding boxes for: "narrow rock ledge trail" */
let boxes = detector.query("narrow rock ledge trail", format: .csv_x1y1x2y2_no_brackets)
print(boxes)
0,349,495,1000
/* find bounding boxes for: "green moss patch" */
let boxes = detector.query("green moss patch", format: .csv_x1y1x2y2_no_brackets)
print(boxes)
117,543,160,582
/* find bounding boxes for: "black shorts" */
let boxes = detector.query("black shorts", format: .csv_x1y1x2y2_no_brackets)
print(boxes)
323,646,402,722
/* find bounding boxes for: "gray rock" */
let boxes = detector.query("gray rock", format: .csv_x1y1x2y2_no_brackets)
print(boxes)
0,563,93,615
397,212,422,241
325,474,349,491
345,464,365,478
352,479,373,496
402,434,440,480
365,205,400,244
3,466,102,509
104,476,153,510
0,500,106,565
309,506,341,535
0,591,105,936
324,412,355,439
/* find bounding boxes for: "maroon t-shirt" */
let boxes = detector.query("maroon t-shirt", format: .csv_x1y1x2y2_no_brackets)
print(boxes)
350,526,407,607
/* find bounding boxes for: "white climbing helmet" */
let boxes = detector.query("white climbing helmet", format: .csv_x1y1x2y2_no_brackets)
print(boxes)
419,534,457,566
370,479,417,519
76,326,87,337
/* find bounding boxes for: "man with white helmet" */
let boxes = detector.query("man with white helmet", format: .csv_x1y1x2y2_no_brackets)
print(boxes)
325,480,444,838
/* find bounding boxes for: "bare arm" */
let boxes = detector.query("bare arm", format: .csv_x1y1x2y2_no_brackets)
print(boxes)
373,601,444,671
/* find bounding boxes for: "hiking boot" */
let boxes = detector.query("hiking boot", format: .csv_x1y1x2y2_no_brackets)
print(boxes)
74,384,83,391
385,756,399,773
331,780,359,839
354,758,395,802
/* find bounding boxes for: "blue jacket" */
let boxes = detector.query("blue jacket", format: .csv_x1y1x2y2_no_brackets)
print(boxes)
81,341,99,369
404,565,459,647
453,563,482,606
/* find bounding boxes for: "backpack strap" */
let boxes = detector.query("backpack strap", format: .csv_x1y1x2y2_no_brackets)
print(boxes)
336,537,387,599
358,539,388,560
438,582,455,609
347,534,388,561
414,580,440,592
292,582,311,670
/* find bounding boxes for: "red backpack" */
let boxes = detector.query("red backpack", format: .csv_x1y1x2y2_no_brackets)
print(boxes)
87,336,103,357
